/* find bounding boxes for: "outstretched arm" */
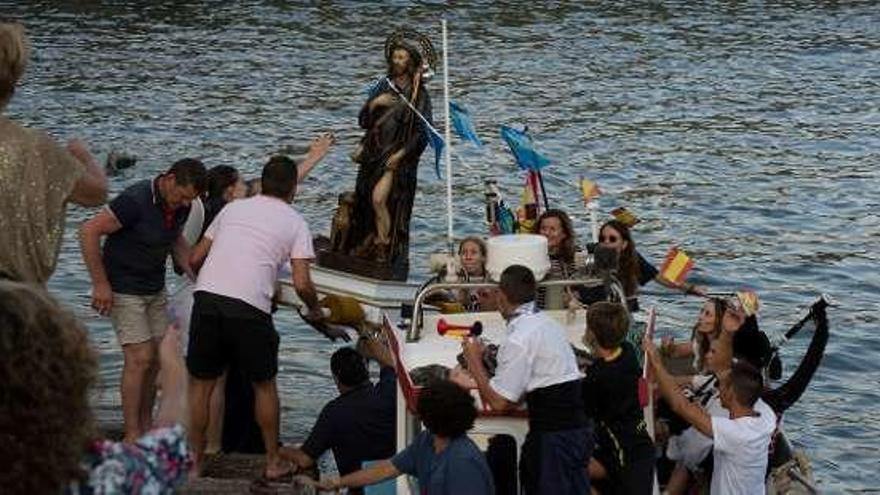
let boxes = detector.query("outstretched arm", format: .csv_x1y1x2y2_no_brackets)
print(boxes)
297,132,335,182
308,460,400,492
67,139,108,207
644,336,713,437
763,306,829,414
291,258,321,318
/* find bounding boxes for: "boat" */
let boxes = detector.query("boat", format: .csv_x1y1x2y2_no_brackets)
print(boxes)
276,245,820,495
270,17,820,495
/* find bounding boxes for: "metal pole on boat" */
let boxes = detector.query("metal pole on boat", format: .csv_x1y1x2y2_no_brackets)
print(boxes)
589,198,600,243
442,19,454,254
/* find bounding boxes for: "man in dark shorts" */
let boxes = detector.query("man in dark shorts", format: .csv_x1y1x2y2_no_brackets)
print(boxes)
186,155,324,479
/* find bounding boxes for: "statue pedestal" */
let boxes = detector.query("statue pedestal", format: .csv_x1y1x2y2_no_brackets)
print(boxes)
314,236,409,282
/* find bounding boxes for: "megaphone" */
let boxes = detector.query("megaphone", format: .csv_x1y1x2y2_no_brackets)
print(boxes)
437,319,483,337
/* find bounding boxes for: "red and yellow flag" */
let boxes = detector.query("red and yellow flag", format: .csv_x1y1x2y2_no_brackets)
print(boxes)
659,246,694,284
580,177,600,203
611,206,640,227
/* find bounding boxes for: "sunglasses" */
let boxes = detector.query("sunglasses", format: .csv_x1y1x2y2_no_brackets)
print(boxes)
599,235,620,243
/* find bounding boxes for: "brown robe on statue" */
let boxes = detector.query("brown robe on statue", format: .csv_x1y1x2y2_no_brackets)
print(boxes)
342,77,431,270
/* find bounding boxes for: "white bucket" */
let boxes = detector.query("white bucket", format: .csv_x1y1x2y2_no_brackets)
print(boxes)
486,234,551,282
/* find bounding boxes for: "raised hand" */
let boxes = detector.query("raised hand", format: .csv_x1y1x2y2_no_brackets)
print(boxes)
307,132,335,161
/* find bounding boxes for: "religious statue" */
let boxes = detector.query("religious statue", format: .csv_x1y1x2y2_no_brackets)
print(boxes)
320,28,436,280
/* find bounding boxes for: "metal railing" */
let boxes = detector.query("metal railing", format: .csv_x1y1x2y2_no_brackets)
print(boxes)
407,276,626,341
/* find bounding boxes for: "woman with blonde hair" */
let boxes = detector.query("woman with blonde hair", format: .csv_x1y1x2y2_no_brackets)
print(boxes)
0,22,107,284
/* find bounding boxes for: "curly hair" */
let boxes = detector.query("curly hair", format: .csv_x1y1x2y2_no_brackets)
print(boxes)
416,380,477,439
0,281,97,493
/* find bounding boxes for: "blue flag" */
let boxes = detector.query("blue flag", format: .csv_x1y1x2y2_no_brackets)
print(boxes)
500,125,550,171
449,101,482,147
426,127,445,179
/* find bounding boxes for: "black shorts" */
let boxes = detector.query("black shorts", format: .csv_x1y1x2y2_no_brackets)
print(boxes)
186,291,279,382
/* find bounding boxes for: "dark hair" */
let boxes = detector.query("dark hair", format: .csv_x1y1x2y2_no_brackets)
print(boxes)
260,155,298,199
732,315,771,369
416,380,477,438
386,43,422,78
599,220,638,297
167,158,207,193
536,209,576,264
330,347,369,387
0,281,97,493
728,360,764,407
586,302,629,349
206,165,239,200
691,298,726,371
499,265,536,306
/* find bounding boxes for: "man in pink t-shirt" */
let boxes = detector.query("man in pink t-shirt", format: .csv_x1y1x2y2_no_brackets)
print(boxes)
186,155,323,479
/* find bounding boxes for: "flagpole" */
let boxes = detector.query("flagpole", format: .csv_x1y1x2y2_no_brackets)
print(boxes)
442,19,454,254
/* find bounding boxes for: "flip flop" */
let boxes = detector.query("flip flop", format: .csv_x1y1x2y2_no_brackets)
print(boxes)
260,460,295,483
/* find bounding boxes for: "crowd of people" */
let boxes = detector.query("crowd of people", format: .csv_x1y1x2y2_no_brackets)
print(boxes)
1,20,828,495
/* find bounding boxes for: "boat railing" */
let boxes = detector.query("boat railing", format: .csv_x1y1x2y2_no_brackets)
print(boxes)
408,276,622,341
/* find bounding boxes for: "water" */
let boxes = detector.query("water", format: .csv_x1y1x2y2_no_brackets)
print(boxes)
4,1,879,490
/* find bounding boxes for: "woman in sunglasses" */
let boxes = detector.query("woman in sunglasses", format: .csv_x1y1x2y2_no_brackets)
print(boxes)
598,219,703,312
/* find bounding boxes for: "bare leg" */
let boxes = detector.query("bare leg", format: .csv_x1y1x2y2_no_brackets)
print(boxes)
138,338,161,434
121,341,158,443
371,170,394,246
156,326,188,427
253,379,288,478
205,371,227,454
188,376,217,477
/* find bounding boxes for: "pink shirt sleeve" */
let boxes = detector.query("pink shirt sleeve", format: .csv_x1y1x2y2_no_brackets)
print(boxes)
203,206,226,241
289,215,315,260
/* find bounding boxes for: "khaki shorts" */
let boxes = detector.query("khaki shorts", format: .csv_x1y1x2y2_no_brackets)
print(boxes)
110,291,169,346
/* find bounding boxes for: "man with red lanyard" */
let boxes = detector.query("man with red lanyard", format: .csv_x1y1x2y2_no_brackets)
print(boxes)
80,158,206,443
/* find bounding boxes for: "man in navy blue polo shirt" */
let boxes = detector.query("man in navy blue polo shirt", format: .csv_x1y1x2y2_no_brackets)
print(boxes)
282,342,396,494
80,158,206,443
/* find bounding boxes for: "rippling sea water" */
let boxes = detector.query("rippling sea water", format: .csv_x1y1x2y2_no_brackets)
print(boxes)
4,1,878,490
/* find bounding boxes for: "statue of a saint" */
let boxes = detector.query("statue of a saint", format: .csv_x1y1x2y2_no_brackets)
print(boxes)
322,29,435,280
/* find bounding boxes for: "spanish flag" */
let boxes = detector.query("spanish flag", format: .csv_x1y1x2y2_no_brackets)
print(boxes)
580,177,600,203
659,246,694,285
736,290,760,317
611,206,640,227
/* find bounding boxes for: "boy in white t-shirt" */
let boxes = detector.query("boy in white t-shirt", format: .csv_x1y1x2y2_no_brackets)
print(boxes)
645,334,777,494
186,155,325,480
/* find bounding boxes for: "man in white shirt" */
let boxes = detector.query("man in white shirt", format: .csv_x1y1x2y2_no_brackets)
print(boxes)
644,331,777,495
463,265,592,495
186,155,324,480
